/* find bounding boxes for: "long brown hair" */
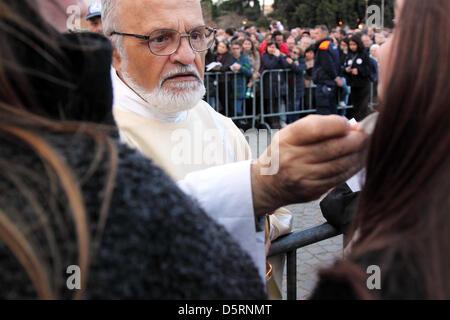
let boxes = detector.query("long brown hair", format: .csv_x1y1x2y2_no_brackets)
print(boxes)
319,0,450,299
243,37,259,58
0,0,118,299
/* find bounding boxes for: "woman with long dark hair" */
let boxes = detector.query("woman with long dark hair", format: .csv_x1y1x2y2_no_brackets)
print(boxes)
344,35,372,121
311,0,450,299
0,0,265,299
242,38,261,100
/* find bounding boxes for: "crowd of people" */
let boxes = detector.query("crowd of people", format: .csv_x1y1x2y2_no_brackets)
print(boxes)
0,0,448,302
205,21,388,128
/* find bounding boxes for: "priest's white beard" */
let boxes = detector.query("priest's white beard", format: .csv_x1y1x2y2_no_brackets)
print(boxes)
122,65,206,115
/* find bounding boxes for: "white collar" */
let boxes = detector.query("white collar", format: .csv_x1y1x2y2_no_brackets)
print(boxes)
111,68,188,122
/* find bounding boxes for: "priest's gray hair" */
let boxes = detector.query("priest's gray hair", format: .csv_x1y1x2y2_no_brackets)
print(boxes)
101,0,126,57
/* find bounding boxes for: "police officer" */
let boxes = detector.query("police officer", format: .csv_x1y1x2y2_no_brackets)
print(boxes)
312,25,343,115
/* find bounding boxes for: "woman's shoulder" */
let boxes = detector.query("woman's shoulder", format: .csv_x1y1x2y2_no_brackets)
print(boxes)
310,273,359,300
311,249,427,300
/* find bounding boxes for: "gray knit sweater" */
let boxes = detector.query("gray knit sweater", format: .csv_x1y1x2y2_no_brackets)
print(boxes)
0,131,266,299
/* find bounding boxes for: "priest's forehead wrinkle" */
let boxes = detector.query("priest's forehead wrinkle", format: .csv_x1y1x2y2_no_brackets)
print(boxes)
116,0,204,34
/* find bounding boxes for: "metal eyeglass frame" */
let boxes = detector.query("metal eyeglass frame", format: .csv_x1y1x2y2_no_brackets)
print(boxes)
110,25,217,56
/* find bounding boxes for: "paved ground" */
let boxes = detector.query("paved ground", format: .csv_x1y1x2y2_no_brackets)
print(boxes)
280,200,344,300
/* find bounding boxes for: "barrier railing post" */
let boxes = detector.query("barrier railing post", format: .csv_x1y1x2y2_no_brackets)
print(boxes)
267,70,272,121
252,79,258,128
287,250,297,300
234,72,237,117
260,71,265,126
225,72,229,117
269,223,341,300
293,71,297,113
277,72,281,122
206,68,330,129
244,74,248,118
206,73,210,103
215,73,219,112
285,70,290,117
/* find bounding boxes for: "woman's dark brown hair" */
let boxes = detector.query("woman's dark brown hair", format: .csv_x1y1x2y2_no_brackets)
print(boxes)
243,37,259,58
348,35,365,53
0,0,117,299
318,0,450,299
0,0,113,123
265,41,279,54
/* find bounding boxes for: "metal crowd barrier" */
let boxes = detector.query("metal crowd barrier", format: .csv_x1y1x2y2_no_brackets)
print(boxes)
204,71,257,127
258,69,355,129
268,223,342,300
259,69,295,129
205,69,365,129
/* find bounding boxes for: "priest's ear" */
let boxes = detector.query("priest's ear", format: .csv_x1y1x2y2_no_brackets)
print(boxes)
112,47,122,73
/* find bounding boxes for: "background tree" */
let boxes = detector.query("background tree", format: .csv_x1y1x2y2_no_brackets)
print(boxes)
270,0,394,29
209,0,262,28
201,0,214,23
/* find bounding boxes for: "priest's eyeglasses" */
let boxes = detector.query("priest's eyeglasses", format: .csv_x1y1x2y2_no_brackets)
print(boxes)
110,26,216,56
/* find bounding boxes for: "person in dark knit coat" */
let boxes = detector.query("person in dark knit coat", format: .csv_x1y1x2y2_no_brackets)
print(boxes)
0,0,265,300
0,128,266,299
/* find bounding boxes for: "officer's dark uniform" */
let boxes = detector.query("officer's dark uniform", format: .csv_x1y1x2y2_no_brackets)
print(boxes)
313,38,340,115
